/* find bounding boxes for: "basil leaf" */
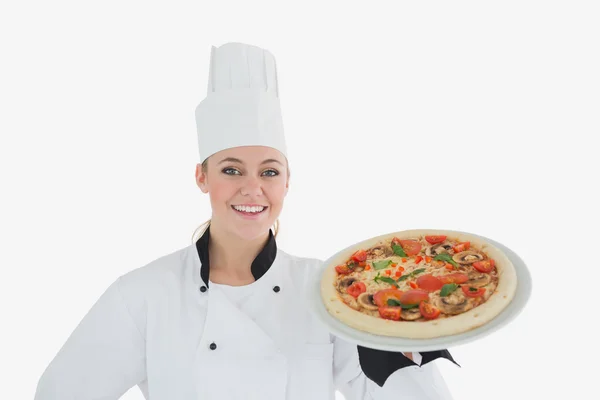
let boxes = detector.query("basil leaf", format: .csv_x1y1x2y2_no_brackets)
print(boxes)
469,287,478,292
434,253,458,268
440,283,458,297
386,299,419,309
374,272,399,287
396,267,426,282
378,276,399,287
373,260,393,270
392,244,407,257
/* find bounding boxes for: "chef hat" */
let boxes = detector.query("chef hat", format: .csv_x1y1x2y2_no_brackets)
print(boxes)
194,42,288,165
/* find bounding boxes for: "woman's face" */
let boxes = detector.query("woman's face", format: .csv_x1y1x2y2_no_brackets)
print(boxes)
195,146,289,240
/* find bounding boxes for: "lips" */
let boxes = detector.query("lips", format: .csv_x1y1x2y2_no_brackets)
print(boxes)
231,205,268,215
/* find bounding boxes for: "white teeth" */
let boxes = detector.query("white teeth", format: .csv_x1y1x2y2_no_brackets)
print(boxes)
233,205,265,213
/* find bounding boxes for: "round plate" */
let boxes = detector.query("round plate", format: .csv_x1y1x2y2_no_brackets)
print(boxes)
308,230,533,352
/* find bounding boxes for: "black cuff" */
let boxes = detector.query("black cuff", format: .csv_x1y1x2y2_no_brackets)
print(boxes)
357,346,460,387
421,348,460,368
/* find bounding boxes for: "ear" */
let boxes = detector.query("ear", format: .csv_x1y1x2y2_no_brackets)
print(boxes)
284,175,290,196
195,164,209,193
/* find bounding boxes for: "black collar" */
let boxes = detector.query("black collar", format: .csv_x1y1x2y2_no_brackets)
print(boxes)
196,225,277,287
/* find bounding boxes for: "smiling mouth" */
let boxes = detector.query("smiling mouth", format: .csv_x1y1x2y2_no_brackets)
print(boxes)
231,205,268,215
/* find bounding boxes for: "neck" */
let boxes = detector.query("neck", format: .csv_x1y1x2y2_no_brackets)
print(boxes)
207,222,270,276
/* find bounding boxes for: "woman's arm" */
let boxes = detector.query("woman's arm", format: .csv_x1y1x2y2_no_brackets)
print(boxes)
374,360,455,400
331,334,381,400
34,277,147,399
332,335,457,400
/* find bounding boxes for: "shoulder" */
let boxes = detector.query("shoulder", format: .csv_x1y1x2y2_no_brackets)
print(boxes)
115,244,194,304
277,247,324,273
276,247,325,293
105,245,195,336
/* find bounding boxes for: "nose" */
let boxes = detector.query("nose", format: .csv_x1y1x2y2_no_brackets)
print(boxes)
240,175,263,197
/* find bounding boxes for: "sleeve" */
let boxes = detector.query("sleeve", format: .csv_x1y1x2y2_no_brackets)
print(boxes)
34,277,147,400
357,346,458,400
333,337,458,400
332,334,381,400
357,345,459,386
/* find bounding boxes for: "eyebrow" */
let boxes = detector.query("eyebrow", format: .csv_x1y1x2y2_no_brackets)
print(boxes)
217,157,284,166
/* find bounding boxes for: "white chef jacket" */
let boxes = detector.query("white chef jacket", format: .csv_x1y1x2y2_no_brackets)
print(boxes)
34,227,458,399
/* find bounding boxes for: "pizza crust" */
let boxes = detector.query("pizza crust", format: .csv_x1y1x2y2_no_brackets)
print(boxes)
320,229,518,339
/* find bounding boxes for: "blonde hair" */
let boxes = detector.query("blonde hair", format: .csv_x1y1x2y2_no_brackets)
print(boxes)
191,154,289,244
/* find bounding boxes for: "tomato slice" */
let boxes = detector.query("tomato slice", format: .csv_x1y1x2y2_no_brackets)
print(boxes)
373,288,404,307
335,264,352,274
399,289,430,305
439,272,469,284
419,302,441,320
472,259,495,273
378,306,402,321
462,285,486,298
425,235,447,244
347,281,367,298
416,274,444,292
351,250,367,263
399,240,422,256
453,242,470,253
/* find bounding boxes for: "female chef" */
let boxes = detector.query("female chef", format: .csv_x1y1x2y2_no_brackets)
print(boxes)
34,42,458,400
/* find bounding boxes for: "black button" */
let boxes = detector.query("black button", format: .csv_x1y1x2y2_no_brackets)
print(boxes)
200,286,207,293
273,286,280,293
209,342,217,350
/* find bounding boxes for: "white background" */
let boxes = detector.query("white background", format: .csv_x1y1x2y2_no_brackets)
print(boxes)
1,1,598,399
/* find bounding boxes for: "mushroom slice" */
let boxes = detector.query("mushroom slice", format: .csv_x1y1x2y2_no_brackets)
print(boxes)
452,251,484,265
357,292,379,311
433,293,474,315
352,264,365,272
425,243,453,257
367,244,393,259
400,307,422,321
466,271,491,288
337,277,357,293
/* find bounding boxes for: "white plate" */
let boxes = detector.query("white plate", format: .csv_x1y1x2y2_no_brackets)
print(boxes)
308,230,533,352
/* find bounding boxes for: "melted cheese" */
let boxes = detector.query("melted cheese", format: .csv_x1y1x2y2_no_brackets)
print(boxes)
335,236,499,320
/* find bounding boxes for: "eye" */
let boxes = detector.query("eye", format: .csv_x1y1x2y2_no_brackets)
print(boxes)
222,167,241,175
262,169,279,177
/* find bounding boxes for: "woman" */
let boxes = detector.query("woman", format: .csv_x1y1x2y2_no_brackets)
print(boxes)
35,42,457,400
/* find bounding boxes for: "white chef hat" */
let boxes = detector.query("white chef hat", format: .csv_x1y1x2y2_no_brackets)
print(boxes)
194,42,288,165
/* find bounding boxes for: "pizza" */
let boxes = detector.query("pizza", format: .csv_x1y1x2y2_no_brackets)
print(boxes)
320,229,517,339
